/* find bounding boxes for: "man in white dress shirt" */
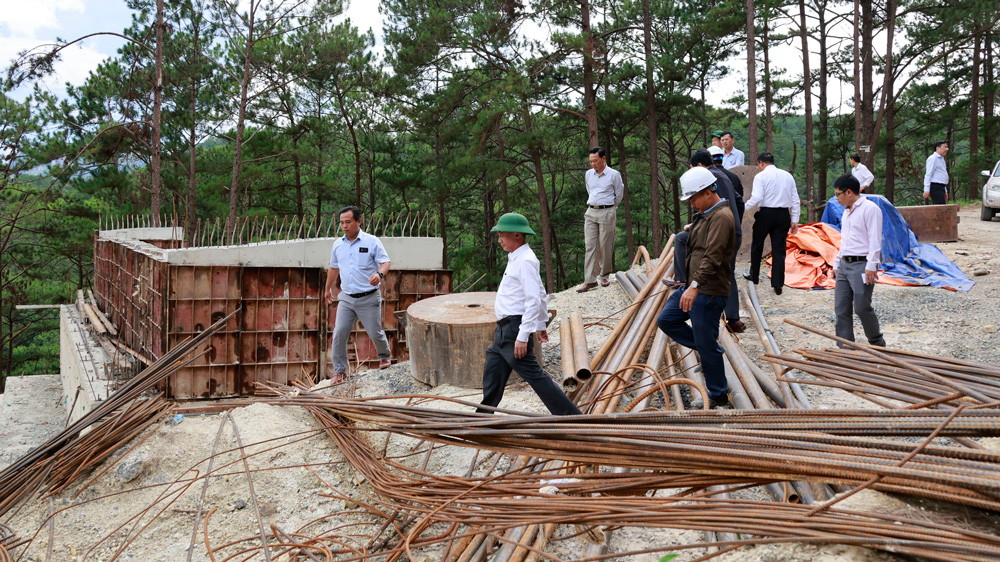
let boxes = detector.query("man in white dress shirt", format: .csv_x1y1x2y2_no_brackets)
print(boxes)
578,146,624,292
849,153,874,193
478,213,582,415
832,174,886,347
923,141,949,204
743,153,800,295
720,131,745,169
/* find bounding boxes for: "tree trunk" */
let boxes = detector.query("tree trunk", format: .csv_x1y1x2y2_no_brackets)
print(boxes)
799,0,815,222
439,197,448,268
227,1,257,236
860,0,874,168
970,35,982,200
186,22,199,245
484,185,496,279
853,0,861,152
150,0,165,226
985,30,996,155
762,22,774,153
521,99,555,292
642,0,661,254
885,70,896,203
746,0,759,161
666,108,682,232
617,134,635,260
497,129,511,212
581,0,599,148
334,83,363,207
816,1,830,206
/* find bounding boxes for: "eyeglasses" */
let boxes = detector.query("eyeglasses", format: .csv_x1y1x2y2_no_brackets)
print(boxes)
834,191,845,198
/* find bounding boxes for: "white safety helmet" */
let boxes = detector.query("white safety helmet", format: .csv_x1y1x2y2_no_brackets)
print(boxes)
679,167,717,201
707,145,724,157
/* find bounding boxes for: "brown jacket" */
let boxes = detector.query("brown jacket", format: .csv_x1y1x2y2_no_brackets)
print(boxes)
685,200,736,297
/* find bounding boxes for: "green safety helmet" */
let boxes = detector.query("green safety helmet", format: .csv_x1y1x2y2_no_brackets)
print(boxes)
491,212,536,235
712,130,724,138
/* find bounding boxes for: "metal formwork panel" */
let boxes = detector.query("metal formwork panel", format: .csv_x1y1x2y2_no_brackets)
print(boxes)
92,238,166,360
166,265,241,399
239,267,323,389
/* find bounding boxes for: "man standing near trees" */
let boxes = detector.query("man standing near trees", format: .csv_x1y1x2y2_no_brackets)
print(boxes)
720,131,745,169
711,130,724,149
850,153,875,193
479,213,582,416
924,141,949,204
578,146,624,293
325,206,392,384
832,174,886,348
743,153,800,295
656,167,736,409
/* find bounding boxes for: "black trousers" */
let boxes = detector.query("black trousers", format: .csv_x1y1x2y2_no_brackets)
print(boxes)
749,207,791,289
477,318,582,416
673,230,741,322
929,182,947,205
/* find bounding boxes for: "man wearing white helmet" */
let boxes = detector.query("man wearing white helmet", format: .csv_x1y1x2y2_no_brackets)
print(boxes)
656,167,736,409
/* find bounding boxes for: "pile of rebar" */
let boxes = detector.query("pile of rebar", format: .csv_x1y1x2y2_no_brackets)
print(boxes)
0,310,234,520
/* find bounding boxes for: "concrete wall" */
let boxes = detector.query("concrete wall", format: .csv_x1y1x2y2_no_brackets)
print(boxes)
100,227,184,241
59,306,113,423
160,237,443,270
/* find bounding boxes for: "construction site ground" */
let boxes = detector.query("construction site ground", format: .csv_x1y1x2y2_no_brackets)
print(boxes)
2,204,999,561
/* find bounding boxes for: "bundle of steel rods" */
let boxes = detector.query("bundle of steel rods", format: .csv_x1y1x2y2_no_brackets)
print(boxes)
763,320,1000,409
0,310,234,521
257,386,1000,562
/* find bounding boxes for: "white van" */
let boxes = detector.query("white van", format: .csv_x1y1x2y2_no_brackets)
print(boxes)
983,159,1000,221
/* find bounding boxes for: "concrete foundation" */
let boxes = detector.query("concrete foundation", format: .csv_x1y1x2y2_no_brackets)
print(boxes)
59,305,114,423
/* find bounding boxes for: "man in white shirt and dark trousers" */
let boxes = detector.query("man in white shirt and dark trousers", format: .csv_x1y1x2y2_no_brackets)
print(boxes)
850,153,874,193
832,175,886,347
578,146,624,293
743,153,800,295
478,213,582,416
923,141,949,204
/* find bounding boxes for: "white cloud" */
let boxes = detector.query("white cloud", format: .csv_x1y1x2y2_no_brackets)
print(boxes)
0,0,85,38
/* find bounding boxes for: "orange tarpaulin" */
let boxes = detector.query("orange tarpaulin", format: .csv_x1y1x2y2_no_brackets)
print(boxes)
765,222,912,290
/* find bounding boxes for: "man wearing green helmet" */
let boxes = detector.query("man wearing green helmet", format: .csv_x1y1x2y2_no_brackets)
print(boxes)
477,213,582,416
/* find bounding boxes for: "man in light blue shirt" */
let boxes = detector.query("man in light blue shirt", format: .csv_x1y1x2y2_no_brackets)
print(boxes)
325,206,392,382
721,131,745,169
923,141,949,204
578,146,624,293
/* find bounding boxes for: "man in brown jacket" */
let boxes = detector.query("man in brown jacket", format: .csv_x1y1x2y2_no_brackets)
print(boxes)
656,167,736,409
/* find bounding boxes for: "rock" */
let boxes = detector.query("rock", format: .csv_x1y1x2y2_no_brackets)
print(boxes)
115,451,148,483
988,257,1000,267
973,267,990,276
230,499,247,511
984,325,998,334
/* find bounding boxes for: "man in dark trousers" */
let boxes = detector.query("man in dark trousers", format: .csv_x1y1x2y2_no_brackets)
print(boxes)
657,167,737,409
478,213,582,416
832,174,887,347
923,140,949,204
669,149,746,332
743,153,800,295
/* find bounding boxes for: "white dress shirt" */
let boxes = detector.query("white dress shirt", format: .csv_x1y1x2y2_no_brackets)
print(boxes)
924,152,948,193
722,147,745,169
495,243,548,342
585,166,624,206
834,196,882,272
745,164,801,223
851,163,875,190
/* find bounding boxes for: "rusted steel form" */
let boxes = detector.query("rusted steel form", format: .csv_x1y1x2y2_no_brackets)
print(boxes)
253,387,1000,562
93,236,451,398
0,312,231,520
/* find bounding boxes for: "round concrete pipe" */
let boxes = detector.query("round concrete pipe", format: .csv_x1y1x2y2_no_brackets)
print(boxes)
404,292,499,388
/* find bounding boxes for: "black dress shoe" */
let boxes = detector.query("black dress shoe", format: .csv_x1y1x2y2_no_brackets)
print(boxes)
773,286,783,295
690,396,731,410
727,320,747,333
742,273,759,284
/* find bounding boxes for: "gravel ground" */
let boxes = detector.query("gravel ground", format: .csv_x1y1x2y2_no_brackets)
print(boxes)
3,205,999,561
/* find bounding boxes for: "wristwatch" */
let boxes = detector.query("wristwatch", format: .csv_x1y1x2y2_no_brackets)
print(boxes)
378,271,385,279
689,280,699,290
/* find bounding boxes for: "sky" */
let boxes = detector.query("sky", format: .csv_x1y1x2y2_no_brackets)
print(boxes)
0,0,385,99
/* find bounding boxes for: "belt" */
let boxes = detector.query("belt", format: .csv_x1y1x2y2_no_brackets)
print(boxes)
588,204,614,209
497,315,522,327
842,255,867,263
760,206,787,210
346,288,378,298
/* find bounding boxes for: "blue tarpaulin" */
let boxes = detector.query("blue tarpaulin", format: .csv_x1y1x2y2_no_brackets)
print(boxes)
821,195,974,292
